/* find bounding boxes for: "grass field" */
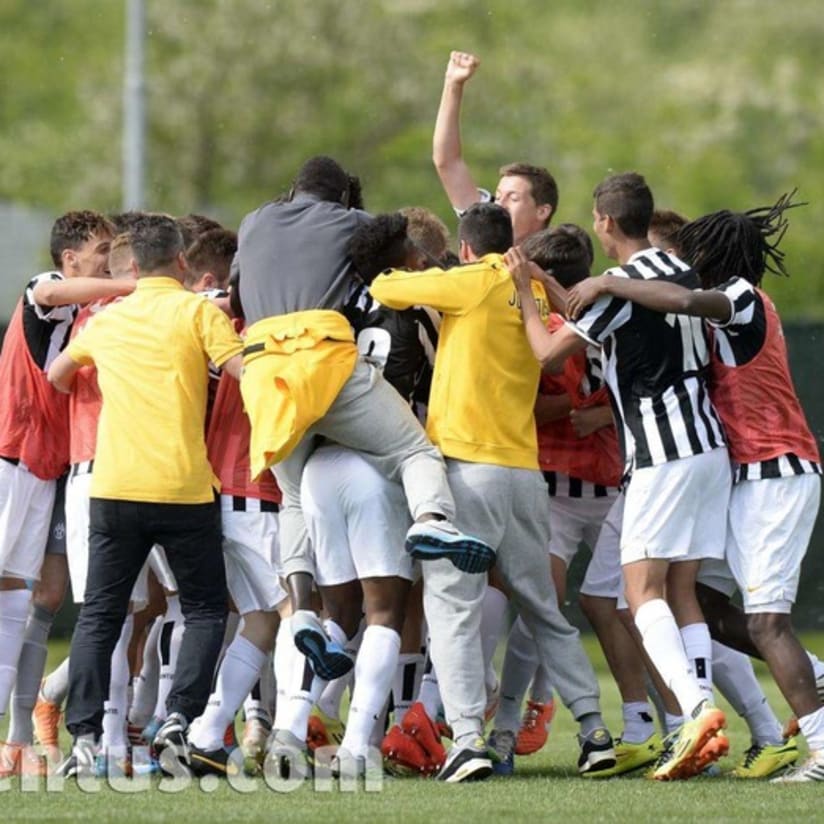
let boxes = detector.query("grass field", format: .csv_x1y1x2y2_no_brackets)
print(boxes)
2,634,822,823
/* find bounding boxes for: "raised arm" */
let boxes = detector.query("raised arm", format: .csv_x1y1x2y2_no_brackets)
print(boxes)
566,274,731,323
432,51,484,212
32,276,135,308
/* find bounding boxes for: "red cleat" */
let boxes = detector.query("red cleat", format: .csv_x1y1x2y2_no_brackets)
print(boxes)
515,699,556,756
401,702,446,770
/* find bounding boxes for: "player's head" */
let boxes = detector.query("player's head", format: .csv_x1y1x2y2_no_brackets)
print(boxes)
400,206,451,265
458,202,513,262
108,233,137,280
677,192,800,289
496,162,558,244
592,172,654,259
128,213,186,279
50,210,115,278
184,228,238,291
521,223,594,288
176,213,223,249
292,155,358,207
109,210,149,235
648,209,688,255
347,212,418,285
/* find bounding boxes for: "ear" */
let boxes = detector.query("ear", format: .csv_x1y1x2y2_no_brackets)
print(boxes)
61,248,77,272
201,272,216,289
176,251,188,273
458,239,471,263
129,257,140,278
536,203,552,225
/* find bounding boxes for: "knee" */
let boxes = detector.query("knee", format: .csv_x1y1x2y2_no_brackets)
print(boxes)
746,612,789,645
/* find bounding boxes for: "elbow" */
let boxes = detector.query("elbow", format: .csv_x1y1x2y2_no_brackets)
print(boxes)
540,354,564,375
33,283,59,307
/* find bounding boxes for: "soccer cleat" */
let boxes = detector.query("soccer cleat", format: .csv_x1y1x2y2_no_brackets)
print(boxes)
307,707,345,752
405,520,496,574
515,699,557,756
578,727,617,776
595,733,662,777
263,729,312,782
241,717,271,774
292,612,355,681
33,687,62,751
223,721,237,749
401,702,447,770
190,744,240,777
56,737,97,779
436,738,493,783
0,742,47,778
733,738,799,779
94,752,132,778
381,725,438,777
141,715,164,747
487,729,516,776
652,702,726,781
681,731,729,778
151,712,190,769
127,723,146,747
771,749,824,783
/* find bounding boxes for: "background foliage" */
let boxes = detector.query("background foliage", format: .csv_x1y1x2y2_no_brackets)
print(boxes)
2,0,824,315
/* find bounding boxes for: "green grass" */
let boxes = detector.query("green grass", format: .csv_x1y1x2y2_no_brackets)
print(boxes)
2,635,822,823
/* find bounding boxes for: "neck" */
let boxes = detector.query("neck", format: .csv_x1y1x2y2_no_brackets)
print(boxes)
614,237,649,265
139,268,181,282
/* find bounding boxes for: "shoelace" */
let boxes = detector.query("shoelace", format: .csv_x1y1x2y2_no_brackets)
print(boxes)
741,743,765,768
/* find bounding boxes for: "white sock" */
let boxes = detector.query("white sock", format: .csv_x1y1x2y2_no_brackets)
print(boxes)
243,653,275,725
634,599,705,718
283,665,326,741
391,653,424,726
129,616,162,727
153,594,184,721
273,618,300,731
806,651,824,683
680,622,714,702
417,651,441,720
102,614,133,750
316,672,352,722
497,616,538,733
340,625,401,757
621,701,656,744
42,656,70,706
480,586,508,680
0,589,33,717
665,712,685,734
799,706,824,752
189,635,266,750
711,641,782,745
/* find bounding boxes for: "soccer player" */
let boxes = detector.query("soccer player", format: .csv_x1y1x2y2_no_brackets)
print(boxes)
184,228,237,293
48,214,243,776
508,172,730,780
432,51,558,244
370,202,615,782
566,194,824,782
0,210,130,777
235,155,494,681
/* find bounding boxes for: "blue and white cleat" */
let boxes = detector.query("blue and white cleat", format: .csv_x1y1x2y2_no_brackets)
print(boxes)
292,611,355,681
405,520,495,574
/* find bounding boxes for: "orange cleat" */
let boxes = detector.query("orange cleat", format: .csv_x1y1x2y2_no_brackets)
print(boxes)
401,702,447,770
0,743,48,778
514,699,556,756
381,725,439,777
33,689,62,750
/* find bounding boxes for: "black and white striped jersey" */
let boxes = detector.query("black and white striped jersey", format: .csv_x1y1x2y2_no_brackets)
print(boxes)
23,272,77,371
568,248,726,474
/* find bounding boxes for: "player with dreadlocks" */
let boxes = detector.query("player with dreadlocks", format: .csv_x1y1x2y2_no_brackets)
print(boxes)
566,192,824,782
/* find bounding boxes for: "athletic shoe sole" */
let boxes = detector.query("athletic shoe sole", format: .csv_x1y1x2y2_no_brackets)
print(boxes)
293,628,354,681
405,534,496,574
653,709,726,781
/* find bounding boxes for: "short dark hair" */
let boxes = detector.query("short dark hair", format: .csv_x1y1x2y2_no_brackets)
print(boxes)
129,213,185,273
458,203,513,257
521,224,593,288
648,209,688,252
50,210,115,267
108,210,149,235
176,213,223,248
185,228,238,288
677,192,801,289
347,213,410,285
593,172,654,239
293,155,355,206
499,162,559,217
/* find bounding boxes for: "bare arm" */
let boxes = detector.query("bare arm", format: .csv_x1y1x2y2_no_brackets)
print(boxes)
535,393,572,426
47,351,83,393
32,277,135,308
504,247,587,372
566,274,731,323
432,51,483,212
570,405,614,438
219,353,243,381
530,268,569,318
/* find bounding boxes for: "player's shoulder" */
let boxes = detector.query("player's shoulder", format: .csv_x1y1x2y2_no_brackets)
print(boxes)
24,270,64,300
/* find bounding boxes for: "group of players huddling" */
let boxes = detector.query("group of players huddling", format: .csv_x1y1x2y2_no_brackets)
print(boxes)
0,51,822,787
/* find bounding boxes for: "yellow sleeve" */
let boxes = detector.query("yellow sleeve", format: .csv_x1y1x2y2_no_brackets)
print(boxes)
196,300,243,367
369,262,494,316
65,320,100,366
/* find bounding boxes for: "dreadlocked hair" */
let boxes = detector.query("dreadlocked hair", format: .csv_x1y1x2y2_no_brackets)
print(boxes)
677,190,804,289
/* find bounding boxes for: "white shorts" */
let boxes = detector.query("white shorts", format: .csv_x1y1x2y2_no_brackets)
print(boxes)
696,557,738,599
548,493,616,566
0,459,55,580
301,446,413,587
580,492,624,601
726,473,820,614
621,448,730,565
65,469,155,609
221,501,286,614
148,545,177,593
